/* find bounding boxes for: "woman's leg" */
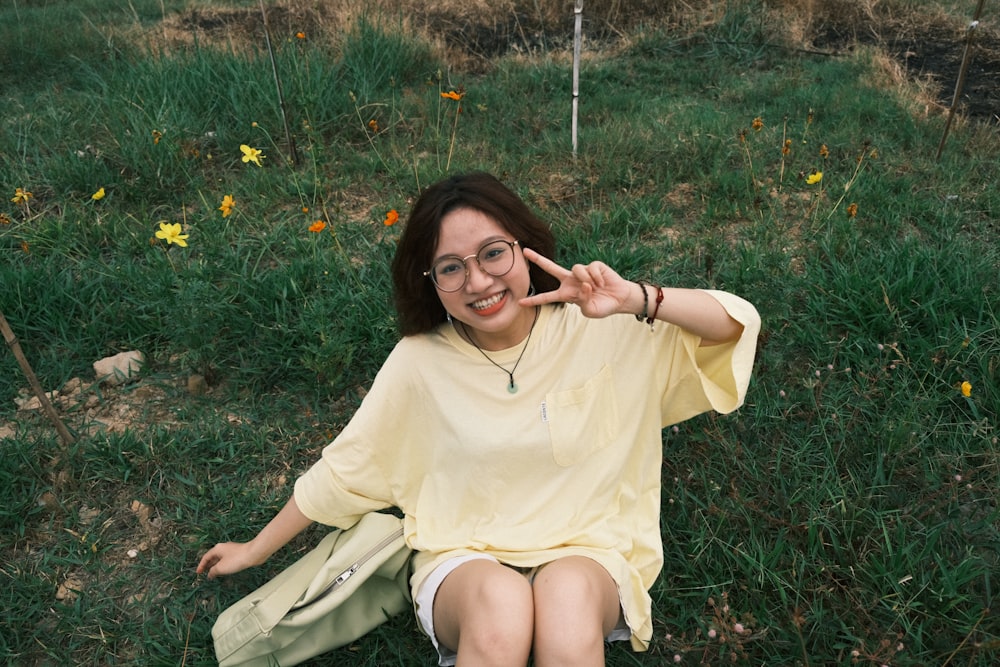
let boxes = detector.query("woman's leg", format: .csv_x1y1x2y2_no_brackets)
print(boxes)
433,558,534,667
531,556,623,667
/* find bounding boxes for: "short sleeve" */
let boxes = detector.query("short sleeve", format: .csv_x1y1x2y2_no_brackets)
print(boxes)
658,290,760,427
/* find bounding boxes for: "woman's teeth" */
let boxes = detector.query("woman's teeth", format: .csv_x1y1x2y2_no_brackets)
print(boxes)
472,291,506,310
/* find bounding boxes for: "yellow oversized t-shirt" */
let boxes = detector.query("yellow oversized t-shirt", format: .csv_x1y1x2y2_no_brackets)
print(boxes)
295,291,759,650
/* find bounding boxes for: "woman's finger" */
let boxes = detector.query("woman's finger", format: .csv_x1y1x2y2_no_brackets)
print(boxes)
522,247,570,279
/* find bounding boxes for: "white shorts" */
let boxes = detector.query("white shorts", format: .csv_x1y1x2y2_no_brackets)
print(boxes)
414,554,632,666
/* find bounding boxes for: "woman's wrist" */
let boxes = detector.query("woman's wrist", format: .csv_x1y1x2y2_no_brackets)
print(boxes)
632,281,649,320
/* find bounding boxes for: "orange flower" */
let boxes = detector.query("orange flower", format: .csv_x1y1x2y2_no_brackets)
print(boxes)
819,144,829,158
751,117,763,131
296,31,306,39
782,139,792,156
308,220,326,233
219,194,235,218
961,381,972,397
301,206,309,213
368,119,380,133
0,212,11,225
440,90,464,101
383,209,399,226
11,188,32,204
152,129,163,145
846,202,858,218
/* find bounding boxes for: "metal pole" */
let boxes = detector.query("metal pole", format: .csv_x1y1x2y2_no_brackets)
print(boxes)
572,0,583,159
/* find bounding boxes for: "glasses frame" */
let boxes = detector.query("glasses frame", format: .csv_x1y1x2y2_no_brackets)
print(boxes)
423,240,520,292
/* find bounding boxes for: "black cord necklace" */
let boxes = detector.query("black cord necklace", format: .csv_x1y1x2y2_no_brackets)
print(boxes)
459,307,539,394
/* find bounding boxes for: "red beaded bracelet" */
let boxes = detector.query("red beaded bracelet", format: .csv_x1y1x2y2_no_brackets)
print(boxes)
646,286,664,330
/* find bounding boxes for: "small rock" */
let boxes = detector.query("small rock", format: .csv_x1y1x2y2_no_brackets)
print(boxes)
187,374,208,396
14,391,58,411
93,351,145,386
56,575,84,601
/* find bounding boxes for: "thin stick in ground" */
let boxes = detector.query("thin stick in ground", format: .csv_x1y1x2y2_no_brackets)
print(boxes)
0,309,75,448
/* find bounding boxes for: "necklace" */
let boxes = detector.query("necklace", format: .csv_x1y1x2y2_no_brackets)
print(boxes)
459,307,539,394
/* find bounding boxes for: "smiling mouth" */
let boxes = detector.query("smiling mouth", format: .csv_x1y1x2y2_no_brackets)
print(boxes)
471,291,507,312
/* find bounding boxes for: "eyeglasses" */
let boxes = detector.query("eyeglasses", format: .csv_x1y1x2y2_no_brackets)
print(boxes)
424,240,519,292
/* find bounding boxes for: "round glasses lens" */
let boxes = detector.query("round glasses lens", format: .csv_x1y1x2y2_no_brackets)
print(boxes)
431,258,467,291
479,240,515,276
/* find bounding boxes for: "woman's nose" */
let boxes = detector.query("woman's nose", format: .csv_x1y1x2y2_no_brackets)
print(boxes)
464,259,494,292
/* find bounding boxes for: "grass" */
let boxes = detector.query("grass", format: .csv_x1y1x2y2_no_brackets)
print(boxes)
1,0,998,665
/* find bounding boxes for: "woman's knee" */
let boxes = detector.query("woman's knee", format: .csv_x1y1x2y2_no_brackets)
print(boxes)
531,557,622,664
433,560,534,662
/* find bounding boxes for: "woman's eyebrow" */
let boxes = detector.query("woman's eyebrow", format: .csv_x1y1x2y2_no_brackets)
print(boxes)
432,235,509,263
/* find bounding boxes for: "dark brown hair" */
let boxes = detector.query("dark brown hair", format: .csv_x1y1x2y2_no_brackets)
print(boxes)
392,172,559,336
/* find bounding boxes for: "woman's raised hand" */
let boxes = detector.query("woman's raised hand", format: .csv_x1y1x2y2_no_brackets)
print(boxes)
519,248,636,319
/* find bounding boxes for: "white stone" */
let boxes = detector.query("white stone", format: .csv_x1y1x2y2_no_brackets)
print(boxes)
93,351,145,385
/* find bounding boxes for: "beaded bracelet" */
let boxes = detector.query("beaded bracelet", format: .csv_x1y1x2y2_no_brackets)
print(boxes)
646,285,664,330
634,281,649,322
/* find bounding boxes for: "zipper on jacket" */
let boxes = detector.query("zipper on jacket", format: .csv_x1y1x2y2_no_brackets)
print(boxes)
291,525,405,611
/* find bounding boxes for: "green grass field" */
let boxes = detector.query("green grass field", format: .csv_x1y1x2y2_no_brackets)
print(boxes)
1,0,997,664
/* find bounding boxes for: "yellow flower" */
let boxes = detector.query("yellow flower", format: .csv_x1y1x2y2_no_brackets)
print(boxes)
805,171,823,185
751,117,763,131
440,90,464,101
961,381,972,397
219,194,235,218
91,187,106,201
308,220,326,233
383,209,399,226
155,222,189,247
846,202,858,218
240,144,265,167
152,129,163,144
11,188,32,204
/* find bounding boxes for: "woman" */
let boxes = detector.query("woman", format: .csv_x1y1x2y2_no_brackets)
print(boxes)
198,172,760,666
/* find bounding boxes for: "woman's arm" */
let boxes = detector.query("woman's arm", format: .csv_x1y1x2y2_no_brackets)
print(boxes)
629,283,744,346
196,493,314,579
519,248,744,345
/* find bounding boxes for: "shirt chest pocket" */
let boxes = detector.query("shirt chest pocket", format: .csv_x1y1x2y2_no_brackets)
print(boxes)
545,364,621,467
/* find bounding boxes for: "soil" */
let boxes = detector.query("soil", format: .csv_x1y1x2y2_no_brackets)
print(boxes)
812,12,1000,123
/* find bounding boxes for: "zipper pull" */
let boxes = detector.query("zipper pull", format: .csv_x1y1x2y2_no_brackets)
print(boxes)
333,563,360,587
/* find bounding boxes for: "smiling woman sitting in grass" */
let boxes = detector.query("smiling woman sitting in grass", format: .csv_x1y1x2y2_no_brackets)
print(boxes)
197,171,760,666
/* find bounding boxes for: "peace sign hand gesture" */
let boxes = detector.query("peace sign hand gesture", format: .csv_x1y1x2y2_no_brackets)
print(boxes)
518,248,639,319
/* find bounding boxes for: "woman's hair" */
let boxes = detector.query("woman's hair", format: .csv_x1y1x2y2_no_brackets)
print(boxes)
392,172,559,336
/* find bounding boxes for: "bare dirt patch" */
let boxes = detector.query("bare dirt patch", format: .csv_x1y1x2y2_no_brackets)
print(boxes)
812,10,1000,123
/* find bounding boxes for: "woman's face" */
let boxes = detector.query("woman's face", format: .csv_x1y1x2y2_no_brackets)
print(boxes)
431,207,534,350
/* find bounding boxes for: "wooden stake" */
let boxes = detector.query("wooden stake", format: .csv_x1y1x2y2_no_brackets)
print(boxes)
258,0,300,167
936,0,987,161
0,309,75,448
